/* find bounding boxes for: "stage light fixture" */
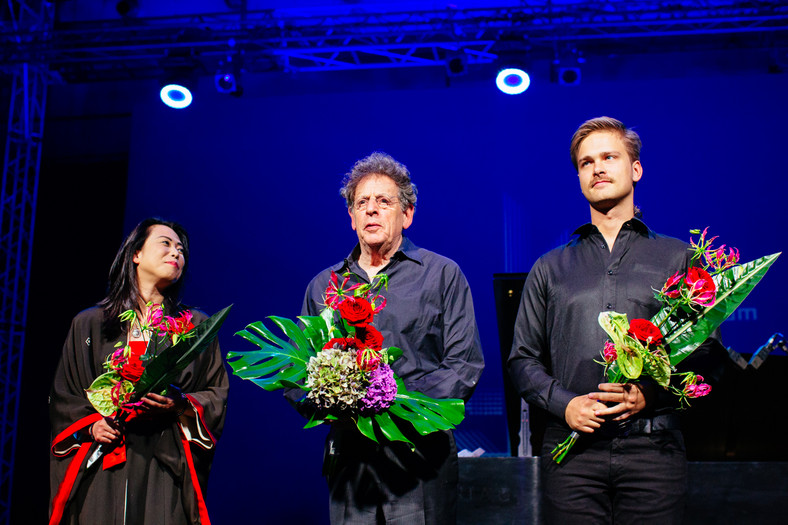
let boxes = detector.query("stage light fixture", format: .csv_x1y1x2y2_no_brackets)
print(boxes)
160,82,193,109
116,0,138,17
215,71,236,93
551,60,582,86
496,68,530,95
213,54,243,97
557,67,581,86
215,56,243,96
444,51,468,77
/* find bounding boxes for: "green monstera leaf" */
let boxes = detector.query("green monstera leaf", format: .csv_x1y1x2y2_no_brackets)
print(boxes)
652,253,781,366
228,315,466,446
227,315,320,391
355,376,465,450
86,371,133,417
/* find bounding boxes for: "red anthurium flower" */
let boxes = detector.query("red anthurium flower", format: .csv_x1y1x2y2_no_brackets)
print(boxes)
338,297,375,327
627,319,664,347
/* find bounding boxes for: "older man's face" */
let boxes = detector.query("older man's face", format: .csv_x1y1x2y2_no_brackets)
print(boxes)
349,174,413,254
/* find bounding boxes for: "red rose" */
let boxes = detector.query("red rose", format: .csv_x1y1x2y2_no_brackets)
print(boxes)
338,297,374,327
120,348,145,382
627,319,664,347
355,325,384,351
323,337,356,350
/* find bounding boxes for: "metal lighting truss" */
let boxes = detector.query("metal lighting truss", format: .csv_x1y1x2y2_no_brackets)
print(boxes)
0,1,51,523
0,1,786,81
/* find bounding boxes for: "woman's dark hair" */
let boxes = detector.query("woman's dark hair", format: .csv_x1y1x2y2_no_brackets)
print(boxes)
99,218,190,338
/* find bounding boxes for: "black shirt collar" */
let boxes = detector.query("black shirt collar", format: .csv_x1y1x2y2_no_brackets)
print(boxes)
332,236,423,273
572,217,651,238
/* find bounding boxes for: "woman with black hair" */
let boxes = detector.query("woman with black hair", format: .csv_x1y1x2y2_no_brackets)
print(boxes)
49,218,229,525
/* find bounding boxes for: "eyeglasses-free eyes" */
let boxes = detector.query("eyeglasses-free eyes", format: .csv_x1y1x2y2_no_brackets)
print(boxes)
353,196,400,211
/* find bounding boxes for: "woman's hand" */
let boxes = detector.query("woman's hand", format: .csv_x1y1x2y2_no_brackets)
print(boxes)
90,417,122,445
137,392,188,417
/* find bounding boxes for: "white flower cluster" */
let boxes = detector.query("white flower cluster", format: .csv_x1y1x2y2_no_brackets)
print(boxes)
306,348,367,410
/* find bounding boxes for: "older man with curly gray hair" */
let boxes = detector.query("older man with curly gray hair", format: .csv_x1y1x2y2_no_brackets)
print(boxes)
300,151,484,525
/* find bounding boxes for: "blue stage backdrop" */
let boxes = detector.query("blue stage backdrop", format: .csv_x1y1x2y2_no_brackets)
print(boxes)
41,52,786,523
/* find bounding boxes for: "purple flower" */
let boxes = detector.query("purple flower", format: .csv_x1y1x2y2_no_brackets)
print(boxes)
359,363,397,414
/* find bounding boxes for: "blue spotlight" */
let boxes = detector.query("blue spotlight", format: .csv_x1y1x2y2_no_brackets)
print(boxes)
496,68,531,95
159,83,193,109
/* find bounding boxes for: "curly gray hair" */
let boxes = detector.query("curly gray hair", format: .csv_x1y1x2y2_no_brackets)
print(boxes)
340,152,418,211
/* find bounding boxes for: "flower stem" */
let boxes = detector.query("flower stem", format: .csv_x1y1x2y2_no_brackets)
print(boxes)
551,431,579,464
656,302,680,331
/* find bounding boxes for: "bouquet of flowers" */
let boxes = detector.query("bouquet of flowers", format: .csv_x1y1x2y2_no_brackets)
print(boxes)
85,304,232,466
551,229,780,463
227,272,464,449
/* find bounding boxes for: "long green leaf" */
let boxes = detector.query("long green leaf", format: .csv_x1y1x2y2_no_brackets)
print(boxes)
651,253,780,366
227,315,316,391
133,305,233,399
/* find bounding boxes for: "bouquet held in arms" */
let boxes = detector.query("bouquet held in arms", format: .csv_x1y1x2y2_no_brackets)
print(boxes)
85,303,232,467
227,272,464,449
551,229,780,464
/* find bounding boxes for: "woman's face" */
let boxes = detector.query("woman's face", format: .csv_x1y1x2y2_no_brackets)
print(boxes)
132,224,185,288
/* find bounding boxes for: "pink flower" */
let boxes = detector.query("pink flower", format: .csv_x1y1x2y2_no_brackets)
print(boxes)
161,310,195,344
689,227,718,258
369,295,387,314
685,383,712,397
704,245,740,272
356,347,382,372
660,270,684,299
146,304,164,328
681,373,712,399
685,267,717,307
324,271,362,309
602,341,617,364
